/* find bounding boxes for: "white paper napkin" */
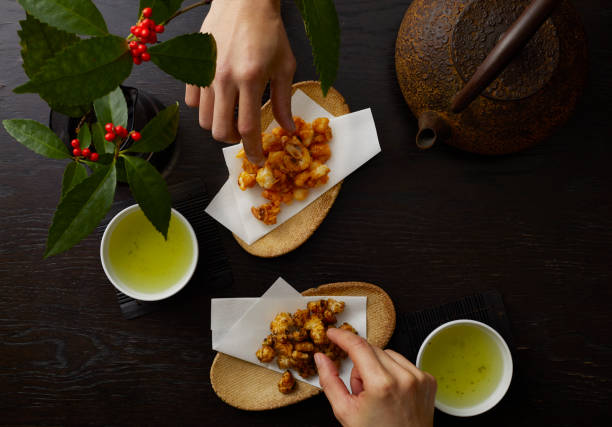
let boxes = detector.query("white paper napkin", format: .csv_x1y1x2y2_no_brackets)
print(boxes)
211,277,367,391
205,90,381,245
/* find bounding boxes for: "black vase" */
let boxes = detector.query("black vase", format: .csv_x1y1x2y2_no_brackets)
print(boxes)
49,85,179,179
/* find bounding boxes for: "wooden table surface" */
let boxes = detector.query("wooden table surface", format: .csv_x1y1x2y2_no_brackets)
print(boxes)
1,0,610,425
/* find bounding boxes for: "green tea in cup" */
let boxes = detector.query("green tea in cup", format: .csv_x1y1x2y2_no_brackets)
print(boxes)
417,320,512,417
100,205,198,301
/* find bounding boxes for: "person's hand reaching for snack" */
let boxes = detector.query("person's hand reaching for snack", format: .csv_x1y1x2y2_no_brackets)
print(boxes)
315,328,437,427
185,0,296,165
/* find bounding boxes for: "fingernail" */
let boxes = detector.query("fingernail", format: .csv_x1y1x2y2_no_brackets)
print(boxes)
314,352,322,366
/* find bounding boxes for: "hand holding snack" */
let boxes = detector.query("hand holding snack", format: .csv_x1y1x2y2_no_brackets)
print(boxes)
315,328,437,427
255,298,357,394
185,0,296,165
238,116,333,225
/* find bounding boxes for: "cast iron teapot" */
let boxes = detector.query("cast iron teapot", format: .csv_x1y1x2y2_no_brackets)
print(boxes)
395,0,587,154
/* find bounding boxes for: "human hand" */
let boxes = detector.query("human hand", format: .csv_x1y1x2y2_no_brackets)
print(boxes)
185,0,296,165
314,328,437,427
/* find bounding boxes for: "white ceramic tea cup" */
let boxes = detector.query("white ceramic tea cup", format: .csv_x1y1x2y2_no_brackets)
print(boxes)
416,319,513,417
100,204,198,301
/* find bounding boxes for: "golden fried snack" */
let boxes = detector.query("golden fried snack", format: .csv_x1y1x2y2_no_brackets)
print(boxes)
309,143,331,163
277,355,292,370
278,370,296,394
293,361,317,379
295,342,315,352
339,322,358,334
255,298,356,394
291,350,310,361
274,341,293,357
270,312,294,334
322,309,337,325
251,201,281,225
238,171,256,191
327,298,346,314
290,328,308,342
321,298,345,324
292,309,310,327
304,316,328,345
306,300,326,316
256,345,275,363
262,334,276,346
237,116,334,225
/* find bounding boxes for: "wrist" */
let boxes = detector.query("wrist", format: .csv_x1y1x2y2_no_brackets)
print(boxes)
211,0,281,17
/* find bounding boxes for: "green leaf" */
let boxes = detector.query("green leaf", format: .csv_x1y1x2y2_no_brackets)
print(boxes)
139,0,184,24
87,154,127,182
61,161,88,197
78,123,92,149
50,103,90,118
93,86,128,129
123,155,171,239
18,14,80,79
14,80,37,94
45,162,117,257
17,0,108,36
91,122,114,154
149,33,216,87
2,119,70,159
126,102,179,153
82,153,114,173
14,35,132,107
295,0,340,96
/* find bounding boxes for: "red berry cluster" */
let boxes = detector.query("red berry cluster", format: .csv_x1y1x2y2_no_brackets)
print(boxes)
129,7,165,65
71,138,99,162
104,123,141,144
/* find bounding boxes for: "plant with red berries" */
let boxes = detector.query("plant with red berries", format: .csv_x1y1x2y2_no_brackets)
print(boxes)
129,9,165,65
3,87,179,257
11,2,217,116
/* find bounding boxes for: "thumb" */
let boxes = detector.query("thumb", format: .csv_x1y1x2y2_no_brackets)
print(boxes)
315,352,351,413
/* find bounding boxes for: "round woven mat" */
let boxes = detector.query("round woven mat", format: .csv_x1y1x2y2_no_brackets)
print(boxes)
210,282,396,411
234,81,350,257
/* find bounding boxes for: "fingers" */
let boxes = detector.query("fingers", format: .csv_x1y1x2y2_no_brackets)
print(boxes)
326,328,387,387
385,348,437,405
349,365,364,395
198,87,214,130
372,346,405,372
185,84,200,108
271,33,296,132
383,349,424,379
237,83,265,165
383,348,437,406
314,352,351,409
270,67,295,132
211,85,240,143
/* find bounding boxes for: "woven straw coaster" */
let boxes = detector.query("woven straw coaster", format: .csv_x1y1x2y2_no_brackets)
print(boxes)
233,81,349,257
210,282,396,411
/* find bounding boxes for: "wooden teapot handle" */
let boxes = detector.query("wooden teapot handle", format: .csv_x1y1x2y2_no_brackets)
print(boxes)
451,0,561,113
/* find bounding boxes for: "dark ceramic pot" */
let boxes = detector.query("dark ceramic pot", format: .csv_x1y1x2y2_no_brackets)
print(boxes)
49,85,179,179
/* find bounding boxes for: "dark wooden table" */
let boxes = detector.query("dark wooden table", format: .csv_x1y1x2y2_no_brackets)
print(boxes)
1,0,610,425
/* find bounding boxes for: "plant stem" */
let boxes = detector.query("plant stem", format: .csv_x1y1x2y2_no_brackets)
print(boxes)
163,0,212,25
75,110,91,133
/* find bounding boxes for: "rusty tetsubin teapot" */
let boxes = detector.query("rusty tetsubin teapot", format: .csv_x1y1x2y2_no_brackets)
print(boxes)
395,0,587,155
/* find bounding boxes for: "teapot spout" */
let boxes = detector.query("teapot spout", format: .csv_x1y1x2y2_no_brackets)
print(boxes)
416,111,450,150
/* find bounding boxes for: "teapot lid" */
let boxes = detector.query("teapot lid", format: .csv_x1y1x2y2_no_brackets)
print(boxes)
452,0,560,101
